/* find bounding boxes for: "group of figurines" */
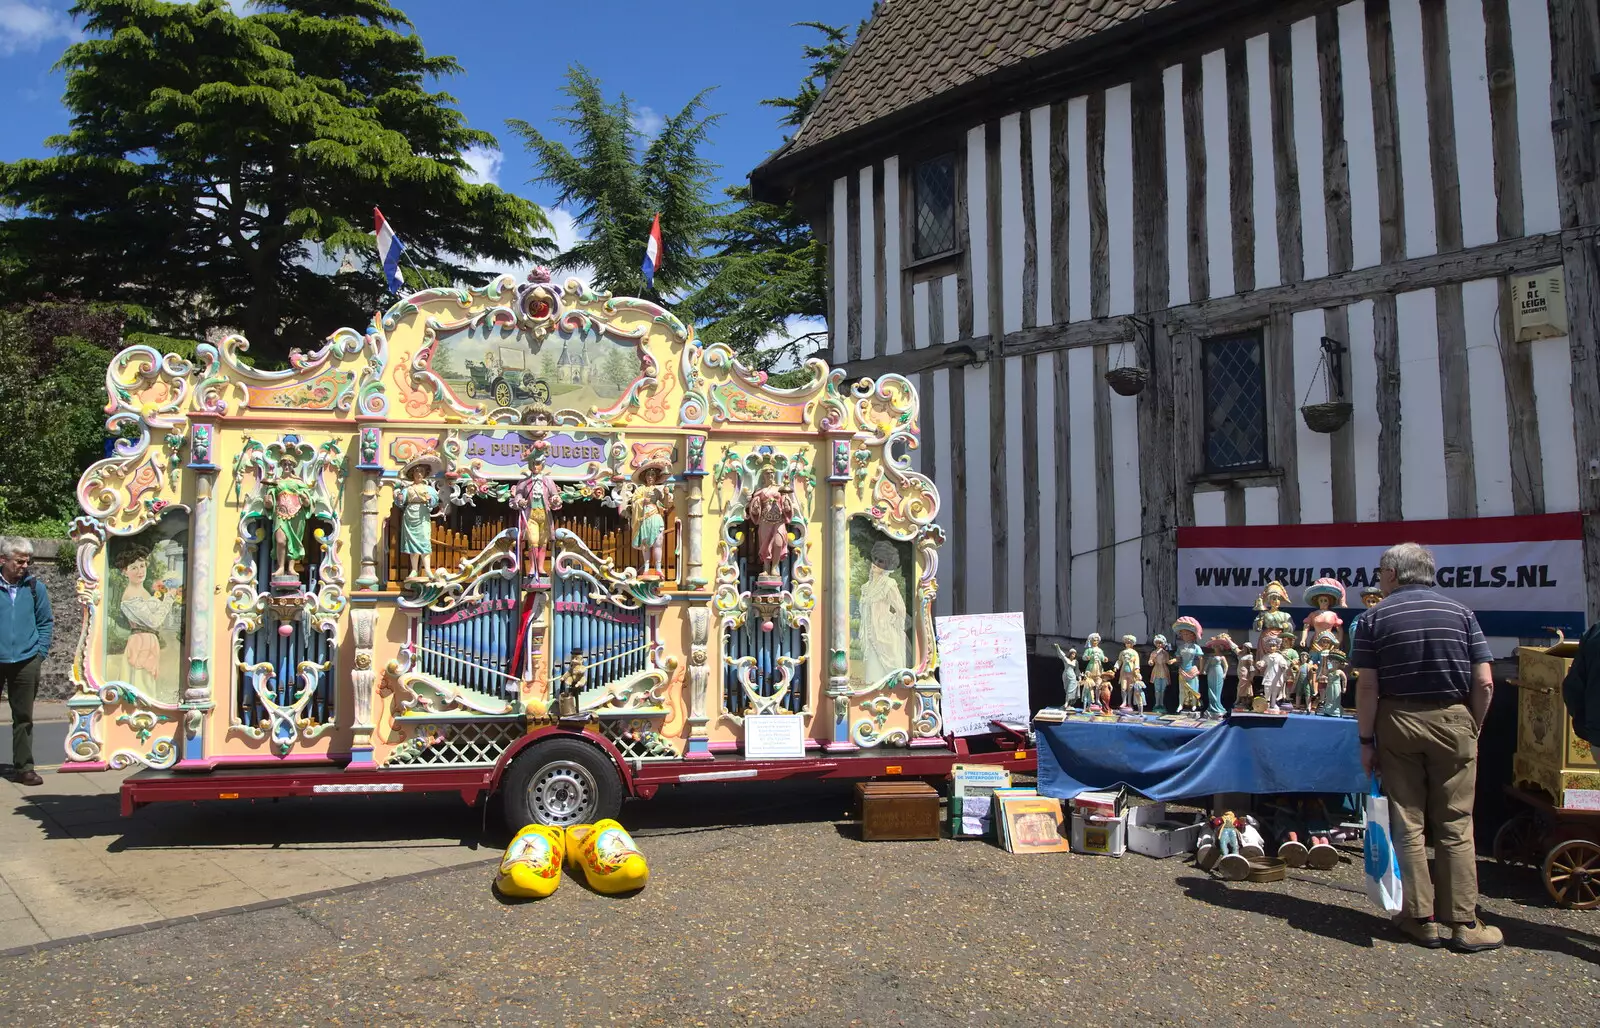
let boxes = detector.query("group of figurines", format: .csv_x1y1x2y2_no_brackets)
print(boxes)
1193,796,1354,880
1050,577,1383,719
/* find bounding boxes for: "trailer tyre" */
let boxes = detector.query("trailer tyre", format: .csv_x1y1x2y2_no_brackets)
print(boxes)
502,738,623,832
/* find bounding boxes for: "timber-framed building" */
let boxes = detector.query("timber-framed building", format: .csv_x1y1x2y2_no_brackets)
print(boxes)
752,0,1600,653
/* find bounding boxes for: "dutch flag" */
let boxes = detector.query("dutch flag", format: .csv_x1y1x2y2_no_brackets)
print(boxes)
641,212,663,289
374,206,407,293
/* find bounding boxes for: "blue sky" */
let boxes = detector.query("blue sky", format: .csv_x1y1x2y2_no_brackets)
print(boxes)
0,0,872,261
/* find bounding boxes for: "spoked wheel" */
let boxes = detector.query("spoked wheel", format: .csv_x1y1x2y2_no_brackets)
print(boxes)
1543,838,1600,908
1493,813,1543,866
493,379,514,408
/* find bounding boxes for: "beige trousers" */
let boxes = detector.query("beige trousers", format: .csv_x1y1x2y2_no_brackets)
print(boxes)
1376,697,1481,923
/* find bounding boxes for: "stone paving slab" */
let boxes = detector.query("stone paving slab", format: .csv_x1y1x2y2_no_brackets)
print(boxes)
0,764,494,949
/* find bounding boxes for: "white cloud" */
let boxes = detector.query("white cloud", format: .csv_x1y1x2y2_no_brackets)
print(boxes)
460,145,502,187
0,0,79,57
629,105,664,141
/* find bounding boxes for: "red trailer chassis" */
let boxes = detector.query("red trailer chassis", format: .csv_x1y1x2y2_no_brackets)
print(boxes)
117,725,1038,820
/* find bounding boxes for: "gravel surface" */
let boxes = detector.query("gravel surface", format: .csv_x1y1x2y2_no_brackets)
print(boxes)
0,780,1596,1027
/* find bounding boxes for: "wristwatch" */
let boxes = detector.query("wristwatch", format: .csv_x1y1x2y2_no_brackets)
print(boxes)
1359,735,1376,746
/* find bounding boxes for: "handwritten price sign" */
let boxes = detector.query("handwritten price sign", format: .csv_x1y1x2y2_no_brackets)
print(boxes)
935,612,1030,736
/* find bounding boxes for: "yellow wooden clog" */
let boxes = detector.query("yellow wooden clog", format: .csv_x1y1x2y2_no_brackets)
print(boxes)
496,824,565,899
565,819,649,894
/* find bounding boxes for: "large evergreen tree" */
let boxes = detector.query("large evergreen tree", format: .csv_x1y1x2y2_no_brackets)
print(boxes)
691,22,856,364
0,0,550,364
508,67,720,304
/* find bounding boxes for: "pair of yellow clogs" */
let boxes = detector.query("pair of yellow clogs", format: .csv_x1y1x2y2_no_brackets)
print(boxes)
495,819,650,898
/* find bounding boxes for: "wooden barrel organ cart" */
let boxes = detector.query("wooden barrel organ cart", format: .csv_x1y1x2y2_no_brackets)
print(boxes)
1498,633,1600,908
59,272,1031,832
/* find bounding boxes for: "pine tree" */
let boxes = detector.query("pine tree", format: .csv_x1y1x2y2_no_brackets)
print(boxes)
508,67,720,304
0,0,550,364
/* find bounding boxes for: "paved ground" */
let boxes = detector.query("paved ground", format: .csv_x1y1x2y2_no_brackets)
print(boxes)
0,779,1595,1026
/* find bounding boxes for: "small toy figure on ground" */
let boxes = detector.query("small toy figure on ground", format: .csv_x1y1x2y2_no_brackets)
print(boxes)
1148,634,1173,714
1234,643,1257,711
1116,635,1143,712
1082,633,1108,711
1214,810,1251,880
1203,633,1238,718
1172,617,1204,714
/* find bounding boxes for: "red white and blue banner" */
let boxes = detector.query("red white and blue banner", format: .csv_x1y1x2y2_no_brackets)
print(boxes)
1176,513,1586,637
640,212,662,289
373,206,407,292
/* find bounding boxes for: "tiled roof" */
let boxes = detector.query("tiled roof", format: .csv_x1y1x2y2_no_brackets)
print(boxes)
782,0,1185,159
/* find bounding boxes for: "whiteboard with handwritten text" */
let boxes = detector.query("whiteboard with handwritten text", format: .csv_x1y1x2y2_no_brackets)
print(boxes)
935,612,1030,736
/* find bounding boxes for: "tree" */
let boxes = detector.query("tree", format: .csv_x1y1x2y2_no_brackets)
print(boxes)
691,22,858,367
0,0,551,366
508,67,720,304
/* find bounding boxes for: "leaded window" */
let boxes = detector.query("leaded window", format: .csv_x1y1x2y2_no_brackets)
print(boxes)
1203,332,1269,472
912,154,957,259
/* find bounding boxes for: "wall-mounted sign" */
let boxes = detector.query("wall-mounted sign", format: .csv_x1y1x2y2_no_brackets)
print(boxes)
463,430,610,479
1511,267,1568,343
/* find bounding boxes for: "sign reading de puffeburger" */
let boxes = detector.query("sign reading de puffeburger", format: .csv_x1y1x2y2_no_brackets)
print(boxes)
464,430,609,478
1176,513,1586,637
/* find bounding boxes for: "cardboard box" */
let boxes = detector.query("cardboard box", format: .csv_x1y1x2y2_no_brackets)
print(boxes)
1126,803,1204,859
1069,811,1127,856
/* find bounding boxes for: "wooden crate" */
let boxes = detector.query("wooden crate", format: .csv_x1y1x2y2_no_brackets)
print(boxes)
1514,639,1600,808
855,781,941,841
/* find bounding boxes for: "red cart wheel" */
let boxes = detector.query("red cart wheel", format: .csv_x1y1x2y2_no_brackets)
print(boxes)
1543,838,1600,909
1493,814,1543,866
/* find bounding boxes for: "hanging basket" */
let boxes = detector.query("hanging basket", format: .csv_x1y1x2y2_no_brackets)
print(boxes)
1300,401,1353,434
1104,366,1149,396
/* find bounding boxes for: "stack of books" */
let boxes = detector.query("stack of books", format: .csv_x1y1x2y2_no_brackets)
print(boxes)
993,787,1071,854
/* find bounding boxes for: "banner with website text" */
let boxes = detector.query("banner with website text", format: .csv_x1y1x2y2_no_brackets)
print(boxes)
1176,513,1586,638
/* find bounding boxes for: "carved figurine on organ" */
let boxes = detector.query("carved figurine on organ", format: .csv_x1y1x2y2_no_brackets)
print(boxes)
58,271,947,775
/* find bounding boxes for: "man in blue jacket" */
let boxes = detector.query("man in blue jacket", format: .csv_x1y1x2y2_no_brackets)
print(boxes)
0,538,52,786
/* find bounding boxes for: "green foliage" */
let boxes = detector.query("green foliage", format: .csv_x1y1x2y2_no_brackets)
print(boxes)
691,22,858,366
0,0,551,366
508,67,720,304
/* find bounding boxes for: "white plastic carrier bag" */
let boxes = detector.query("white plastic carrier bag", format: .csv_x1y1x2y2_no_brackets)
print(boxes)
1363,776,1404,915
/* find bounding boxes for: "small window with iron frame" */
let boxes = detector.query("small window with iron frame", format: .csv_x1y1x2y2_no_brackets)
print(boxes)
912,153,958,260
1202,331,1270,473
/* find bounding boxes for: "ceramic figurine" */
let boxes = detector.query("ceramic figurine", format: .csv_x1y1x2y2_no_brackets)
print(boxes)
1251,580,1295,656
1258,635,1290,710
628,465,672,579
1171,617,1204,714
1240,815,1266,859
1215,810,1250,880
1203,633,1237,718
1148,634,1173,714
1283,645,1310,711
267,455,314,581
1081,633,1108,711
746,465,797,587
1053,644,1083,711
1116,635,1143,712
1319,648,1348,717
397,453,446,581
1233,643,1257,711
1300,577,1347,652
557,648,587,718
1347,585,1383,649
1307,630,1342,707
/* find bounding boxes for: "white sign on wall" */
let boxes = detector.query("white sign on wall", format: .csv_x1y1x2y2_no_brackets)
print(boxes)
743,714,806,760
936,612,1031,737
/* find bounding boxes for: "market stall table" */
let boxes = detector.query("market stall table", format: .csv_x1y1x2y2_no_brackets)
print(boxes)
1035,714,1366,802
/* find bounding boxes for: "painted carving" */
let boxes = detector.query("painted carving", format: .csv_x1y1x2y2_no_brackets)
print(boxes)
396,452,446,581
624,465,673,579
747,466,797,586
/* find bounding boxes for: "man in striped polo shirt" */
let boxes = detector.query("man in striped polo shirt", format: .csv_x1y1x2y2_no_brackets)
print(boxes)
1352,542,1501,953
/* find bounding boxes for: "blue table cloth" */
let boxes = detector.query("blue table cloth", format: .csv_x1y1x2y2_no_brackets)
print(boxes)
1035,714,1366,801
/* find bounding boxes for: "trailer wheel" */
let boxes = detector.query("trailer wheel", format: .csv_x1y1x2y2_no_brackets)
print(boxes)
502,738,623,832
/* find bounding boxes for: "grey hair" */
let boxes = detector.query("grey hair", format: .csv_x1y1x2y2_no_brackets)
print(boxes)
0,537,34,559
1379,542,1435,586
